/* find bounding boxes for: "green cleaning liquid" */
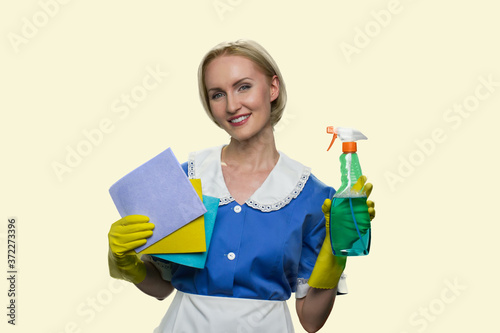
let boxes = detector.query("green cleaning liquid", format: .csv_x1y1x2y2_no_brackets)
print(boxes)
330,196,371,256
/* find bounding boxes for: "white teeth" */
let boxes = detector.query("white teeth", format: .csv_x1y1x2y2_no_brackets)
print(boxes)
230,115,250,123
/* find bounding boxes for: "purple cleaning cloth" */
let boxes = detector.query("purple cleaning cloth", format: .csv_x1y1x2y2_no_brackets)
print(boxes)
109,147,207,253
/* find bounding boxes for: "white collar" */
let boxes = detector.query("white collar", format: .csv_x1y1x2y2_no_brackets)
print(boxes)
187,145,311,212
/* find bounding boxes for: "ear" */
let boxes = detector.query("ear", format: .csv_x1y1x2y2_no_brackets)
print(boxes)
270,75,279,102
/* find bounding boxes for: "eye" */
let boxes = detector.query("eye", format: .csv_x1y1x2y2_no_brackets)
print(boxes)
239,84,251,91
211,92,224,100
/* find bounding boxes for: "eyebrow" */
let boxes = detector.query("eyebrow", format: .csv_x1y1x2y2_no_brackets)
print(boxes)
207,77,253,92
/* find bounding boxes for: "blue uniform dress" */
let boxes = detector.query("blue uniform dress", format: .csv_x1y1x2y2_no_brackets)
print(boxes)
144,145,347,332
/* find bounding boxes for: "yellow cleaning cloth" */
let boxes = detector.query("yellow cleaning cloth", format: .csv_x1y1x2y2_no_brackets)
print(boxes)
139,179,206,255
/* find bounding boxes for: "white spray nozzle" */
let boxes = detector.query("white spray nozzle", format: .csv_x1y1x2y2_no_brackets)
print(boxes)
335,127,367,142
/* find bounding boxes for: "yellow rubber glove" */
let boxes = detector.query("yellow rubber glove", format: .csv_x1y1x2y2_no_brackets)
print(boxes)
308,176,375,289
308,199,347,289
108,215,155,284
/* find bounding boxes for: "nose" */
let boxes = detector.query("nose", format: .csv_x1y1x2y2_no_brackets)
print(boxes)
226,92,241,114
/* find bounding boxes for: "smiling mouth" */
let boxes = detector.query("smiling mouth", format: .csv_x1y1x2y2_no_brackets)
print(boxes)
229,114,250,124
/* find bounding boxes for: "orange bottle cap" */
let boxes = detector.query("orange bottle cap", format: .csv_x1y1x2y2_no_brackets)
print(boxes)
342,142,357,153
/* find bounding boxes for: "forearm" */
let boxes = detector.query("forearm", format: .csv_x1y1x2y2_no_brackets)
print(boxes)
134,260,175,300
297,286,338,333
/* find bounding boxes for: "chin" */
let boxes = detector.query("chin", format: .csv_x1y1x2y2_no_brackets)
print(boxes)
225,128,254,142
229,133,253,143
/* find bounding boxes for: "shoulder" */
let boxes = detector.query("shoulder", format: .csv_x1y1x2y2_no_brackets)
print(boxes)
303,173,336,198
278,152,335,199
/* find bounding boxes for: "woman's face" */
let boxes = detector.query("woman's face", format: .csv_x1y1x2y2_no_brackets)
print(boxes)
204,55,279,142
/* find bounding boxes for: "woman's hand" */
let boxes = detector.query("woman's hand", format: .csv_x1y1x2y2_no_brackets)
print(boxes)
108,215,155,284
296,199,345,332
307,199,347,289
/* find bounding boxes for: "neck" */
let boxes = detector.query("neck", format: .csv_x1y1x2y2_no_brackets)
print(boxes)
222,124,279,171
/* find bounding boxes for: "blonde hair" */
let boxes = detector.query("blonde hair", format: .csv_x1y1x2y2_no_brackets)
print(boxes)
198,39,287,128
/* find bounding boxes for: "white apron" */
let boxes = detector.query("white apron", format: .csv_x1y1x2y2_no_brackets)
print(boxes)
153,291,295,333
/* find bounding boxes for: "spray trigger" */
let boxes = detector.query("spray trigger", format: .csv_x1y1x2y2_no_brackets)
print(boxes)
327,126,337,151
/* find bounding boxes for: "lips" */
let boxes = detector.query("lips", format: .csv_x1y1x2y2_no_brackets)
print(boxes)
228,114,251,126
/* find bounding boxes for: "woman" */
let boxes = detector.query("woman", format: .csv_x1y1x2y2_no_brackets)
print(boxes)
108,39,375,332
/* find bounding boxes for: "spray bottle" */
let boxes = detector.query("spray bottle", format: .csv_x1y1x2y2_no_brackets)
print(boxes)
327,126,371,256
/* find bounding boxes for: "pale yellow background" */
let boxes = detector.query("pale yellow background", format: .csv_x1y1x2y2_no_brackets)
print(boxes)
1,0,499,332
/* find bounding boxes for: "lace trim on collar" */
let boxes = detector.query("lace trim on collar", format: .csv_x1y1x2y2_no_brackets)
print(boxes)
245,168,310,212
187,147,310,212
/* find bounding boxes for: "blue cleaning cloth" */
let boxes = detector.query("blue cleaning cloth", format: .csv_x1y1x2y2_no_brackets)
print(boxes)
109,148,207,253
